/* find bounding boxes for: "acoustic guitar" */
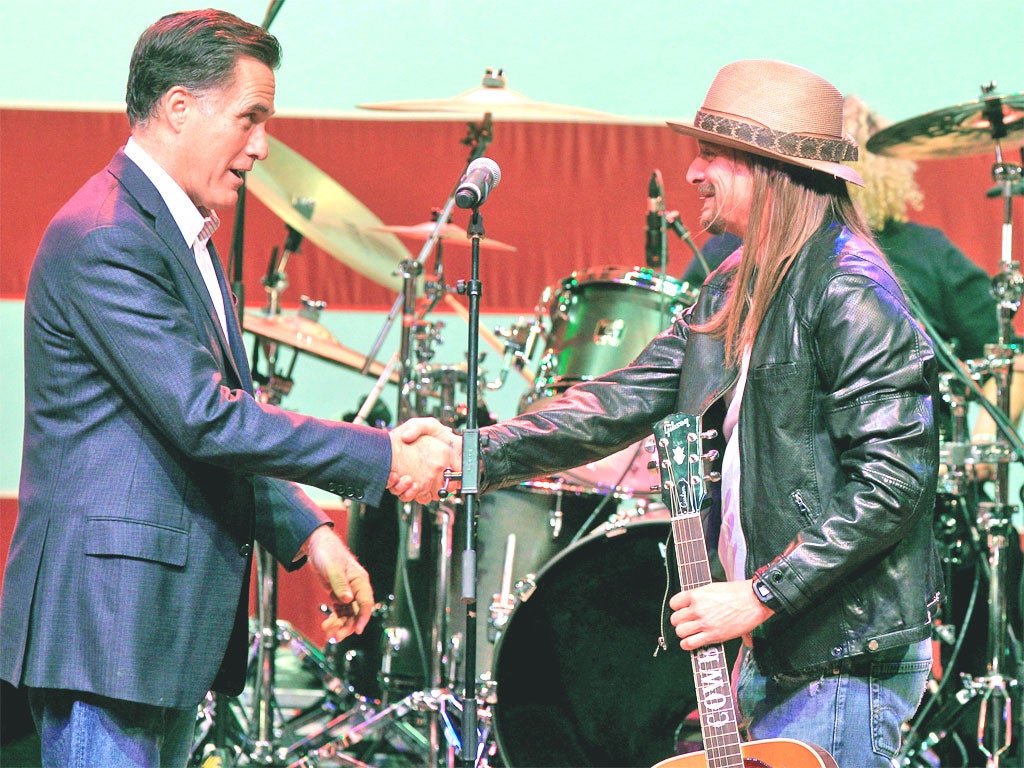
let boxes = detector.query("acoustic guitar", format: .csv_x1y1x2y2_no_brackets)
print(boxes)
650,412,838,768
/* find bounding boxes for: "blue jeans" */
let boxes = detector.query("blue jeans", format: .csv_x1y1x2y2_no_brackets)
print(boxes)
28,688,196,768
735,639,932,768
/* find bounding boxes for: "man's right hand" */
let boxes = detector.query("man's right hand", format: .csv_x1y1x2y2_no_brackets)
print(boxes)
387,417,462,503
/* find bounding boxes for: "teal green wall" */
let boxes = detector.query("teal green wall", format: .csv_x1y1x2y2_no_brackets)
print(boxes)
3,1,1022,126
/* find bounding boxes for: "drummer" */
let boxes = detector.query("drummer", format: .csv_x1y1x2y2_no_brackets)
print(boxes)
394,58,943,768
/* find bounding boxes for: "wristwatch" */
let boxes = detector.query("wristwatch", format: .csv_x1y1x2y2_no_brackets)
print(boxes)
752,576,785,613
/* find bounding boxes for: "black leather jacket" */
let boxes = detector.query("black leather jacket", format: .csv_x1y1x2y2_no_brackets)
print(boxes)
480,221,943,676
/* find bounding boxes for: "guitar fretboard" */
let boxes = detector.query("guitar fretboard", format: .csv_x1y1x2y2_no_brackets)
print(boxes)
658,413,744,768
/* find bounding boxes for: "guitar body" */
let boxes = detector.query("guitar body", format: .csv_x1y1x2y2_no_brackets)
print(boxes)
653,737,840,768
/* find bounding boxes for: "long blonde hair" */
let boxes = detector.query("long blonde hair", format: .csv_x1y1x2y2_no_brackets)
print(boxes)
843,94,923,230
695,152,877,367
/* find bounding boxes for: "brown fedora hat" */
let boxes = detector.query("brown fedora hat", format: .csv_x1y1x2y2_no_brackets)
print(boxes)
668,59,864,186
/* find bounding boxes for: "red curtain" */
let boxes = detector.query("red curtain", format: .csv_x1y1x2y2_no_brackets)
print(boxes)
7,108,1018,317
3,107,1022,642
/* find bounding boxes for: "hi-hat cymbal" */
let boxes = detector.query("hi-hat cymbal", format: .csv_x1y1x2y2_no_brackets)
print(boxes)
867,91,1024,160
246,136,413,289
244,312,399,382
366,221,517,252
358,67,645,124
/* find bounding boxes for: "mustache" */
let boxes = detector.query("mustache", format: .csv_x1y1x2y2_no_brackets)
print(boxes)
697,183,715,198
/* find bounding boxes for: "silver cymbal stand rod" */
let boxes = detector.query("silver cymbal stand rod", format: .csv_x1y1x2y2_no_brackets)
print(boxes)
977,93,1023,765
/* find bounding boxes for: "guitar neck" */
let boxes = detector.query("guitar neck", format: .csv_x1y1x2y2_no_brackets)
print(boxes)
656,413,744,768
672,515,743,768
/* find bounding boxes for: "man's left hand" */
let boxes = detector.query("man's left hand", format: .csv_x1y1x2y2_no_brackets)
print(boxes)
303,525,374,642
669,578,774,650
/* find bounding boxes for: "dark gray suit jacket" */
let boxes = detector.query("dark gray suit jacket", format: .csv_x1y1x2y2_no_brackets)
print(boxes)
0,149,391,708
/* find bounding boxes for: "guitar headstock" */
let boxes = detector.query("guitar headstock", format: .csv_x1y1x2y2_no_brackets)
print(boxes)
652,413,719,518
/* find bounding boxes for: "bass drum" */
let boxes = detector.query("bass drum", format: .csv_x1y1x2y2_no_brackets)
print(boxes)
492,519,697,768
380,483,615,694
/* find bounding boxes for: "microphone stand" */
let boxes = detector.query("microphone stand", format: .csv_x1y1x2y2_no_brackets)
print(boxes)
666,210,708,278
646,170,671,329
302,128,493,768
442,206,484,768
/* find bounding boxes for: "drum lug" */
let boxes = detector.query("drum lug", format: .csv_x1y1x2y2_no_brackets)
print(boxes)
476,672,498,705
513,575,537,603
487,590,518,642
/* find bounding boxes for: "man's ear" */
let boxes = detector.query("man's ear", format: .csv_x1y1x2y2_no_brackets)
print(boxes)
161,85,191,132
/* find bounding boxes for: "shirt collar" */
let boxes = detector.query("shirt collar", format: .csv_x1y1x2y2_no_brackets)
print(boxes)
124,137,218,249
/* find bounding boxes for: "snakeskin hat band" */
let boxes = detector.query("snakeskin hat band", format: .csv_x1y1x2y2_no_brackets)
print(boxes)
668,59,865,187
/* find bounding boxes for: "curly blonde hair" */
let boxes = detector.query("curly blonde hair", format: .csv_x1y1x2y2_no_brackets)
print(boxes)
843,94,924,230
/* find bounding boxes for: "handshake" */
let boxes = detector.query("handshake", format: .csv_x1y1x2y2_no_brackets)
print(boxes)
386,417,465,503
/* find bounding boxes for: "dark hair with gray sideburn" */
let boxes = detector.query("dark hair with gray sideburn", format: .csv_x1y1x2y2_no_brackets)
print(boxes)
125,9,281,128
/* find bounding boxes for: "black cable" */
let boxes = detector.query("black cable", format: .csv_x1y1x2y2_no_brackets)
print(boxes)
904,288,1024,460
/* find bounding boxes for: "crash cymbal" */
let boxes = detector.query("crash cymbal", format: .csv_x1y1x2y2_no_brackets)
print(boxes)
867,91,1024,160
358,67,645,124
366,221,517,251
246,136,412,290
244,312,399,382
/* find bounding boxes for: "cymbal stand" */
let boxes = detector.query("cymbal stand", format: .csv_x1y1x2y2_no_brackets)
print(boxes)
973,92,1024,768
899,91,1024,768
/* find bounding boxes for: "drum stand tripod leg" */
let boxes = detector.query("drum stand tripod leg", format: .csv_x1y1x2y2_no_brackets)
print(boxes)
293,502,476,768
194,545,352,767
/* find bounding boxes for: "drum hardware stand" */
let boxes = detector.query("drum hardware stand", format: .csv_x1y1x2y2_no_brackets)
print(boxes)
483,318,541,392
898,90,1024,768
316,136,497,767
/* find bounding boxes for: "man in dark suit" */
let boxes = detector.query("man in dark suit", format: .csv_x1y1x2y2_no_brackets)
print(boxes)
0,10,455,767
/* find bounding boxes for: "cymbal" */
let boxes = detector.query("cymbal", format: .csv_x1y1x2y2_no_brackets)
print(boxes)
365,221,517,251
358,67,641,124
244,312,399,382
246,136,412,289
866,91,1024,160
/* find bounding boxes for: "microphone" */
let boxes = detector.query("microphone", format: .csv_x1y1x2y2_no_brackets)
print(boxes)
646,169,666,268
456,157,502,209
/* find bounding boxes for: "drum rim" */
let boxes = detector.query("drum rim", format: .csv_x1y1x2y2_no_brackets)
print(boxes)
539,264,697,309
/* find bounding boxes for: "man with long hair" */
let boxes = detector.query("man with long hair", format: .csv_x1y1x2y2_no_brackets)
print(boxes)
685,94,999,364
394,59,942,766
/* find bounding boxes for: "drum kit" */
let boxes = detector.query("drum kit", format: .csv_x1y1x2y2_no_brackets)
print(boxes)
188,71,1024,768
867,84,1024,768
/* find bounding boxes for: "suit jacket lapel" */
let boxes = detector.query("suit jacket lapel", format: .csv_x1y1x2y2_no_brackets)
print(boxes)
207,241,253,392
110,150,248,388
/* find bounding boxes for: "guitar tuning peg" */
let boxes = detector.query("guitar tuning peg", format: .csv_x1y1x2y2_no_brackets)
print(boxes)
647,460,658,470
700,429,718,440
706,471,722,483
703,449,719,462
643,435,657,453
